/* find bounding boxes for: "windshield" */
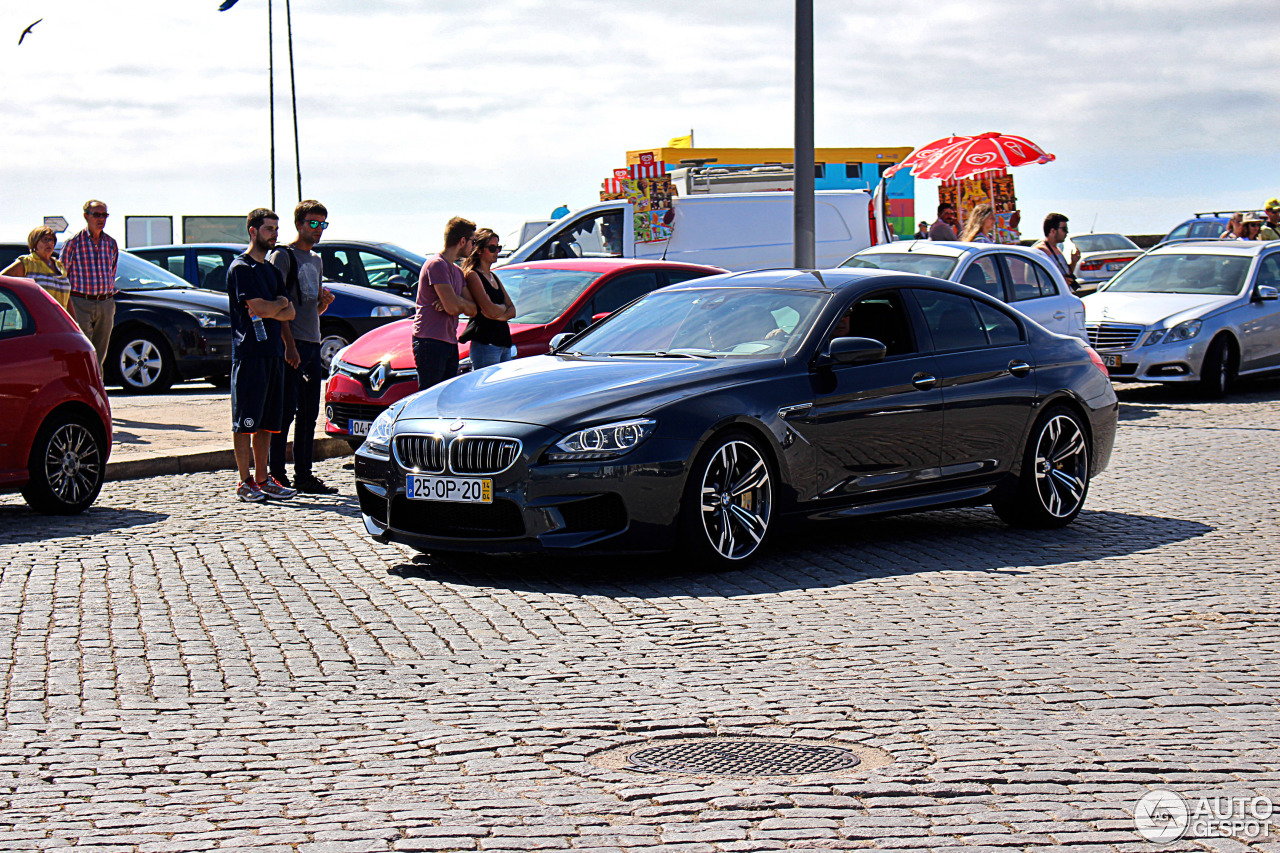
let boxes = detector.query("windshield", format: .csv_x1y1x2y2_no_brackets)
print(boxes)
116,252,192,291
841,251,958,279
1072,234,1138,253
1102,252,1252,296
373,243,426,268
492,268,602,324
564,287,828,359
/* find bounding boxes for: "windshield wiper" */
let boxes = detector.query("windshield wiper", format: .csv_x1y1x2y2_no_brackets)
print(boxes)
606,350,716,359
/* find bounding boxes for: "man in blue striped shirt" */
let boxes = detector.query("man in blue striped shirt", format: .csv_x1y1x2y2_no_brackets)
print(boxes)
62,199,119,366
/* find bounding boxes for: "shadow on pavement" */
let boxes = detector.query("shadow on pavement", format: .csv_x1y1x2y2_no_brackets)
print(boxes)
386,506,1213,598
0,505,169,543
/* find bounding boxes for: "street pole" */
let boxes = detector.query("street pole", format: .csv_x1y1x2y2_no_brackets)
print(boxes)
268,0,276,211
286,0,301,202
794,0,815,269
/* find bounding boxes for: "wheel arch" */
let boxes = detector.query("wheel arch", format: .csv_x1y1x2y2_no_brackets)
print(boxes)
686,415,792,503
38,400,111,446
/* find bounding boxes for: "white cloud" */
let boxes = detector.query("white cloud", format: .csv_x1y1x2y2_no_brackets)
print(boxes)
0,0,1275,251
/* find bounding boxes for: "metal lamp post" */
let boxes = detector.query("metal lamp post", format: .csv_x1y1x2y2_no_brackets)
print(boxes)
794,0,815,270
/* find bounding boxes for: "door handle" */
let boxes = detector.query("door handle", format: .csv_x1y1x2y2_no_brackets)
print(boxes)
1053,311,1066,320
911,372,937,391
1008,360,1032,377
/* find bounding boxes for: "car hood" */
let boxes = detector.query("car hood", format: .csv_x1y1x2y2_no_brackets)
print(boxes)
323,281,416,307
119,287,231,313
399,353,770,428
343,317,545,368
1082,291,1235,327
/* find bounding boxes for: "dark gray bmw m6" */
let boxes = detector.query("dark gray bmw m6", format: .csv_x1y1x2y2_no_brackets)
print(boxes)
354,268,1118,566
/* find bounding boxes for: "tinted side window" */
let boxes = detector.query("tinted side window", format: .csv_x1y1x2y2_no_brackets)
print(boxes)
959,256,1003,300
1257,255,1280,289
320,249,363,285
194,251,230,293
974,301,1022,346
1168,223,1191,240
1191,221,1223,238
0,287,35,339
1003,255,1053,301
358,251,417,288
140,250,186,279
664,269,716,287
591,271,661,315
913,289,988,351
839,291,915,356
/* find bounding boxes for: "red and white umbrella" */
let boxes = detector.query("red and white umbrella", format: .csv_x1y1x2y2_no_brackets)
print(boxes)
890,132,1055,181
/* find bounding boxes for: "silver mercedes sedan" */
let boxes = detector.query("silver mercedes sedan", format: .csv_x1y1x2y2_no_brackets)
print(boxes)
1081,241,1280,397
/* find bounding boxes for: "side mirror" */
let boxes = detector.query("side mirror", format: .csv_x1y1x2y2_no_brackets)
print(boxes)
825,336,887,366
550,332,574,351
1255,285,1279,302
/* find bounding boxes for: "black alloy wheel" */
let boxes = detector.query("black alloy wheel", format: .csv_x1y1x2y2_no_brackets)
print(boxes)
1197,336,1235,399
993,406,1090,528
680,431,774,565
109,329,175,393
21,413,106,514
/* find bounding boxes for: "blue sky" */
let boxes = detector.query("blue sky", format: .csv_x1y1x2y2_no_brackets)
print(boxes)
1,0,1275,252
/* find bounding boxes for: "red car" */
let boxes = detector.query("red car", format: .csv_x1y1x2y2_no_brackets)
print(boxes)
324,258,724,444
0,275,112,513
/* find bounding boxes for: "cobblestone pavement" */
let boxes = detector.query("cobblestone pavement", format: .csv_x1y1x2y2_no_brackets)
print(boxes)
2,379,1279,852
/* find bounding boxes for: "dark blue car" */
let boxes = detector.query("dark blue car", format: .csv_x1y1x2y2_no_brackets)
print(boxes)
132,243,416,368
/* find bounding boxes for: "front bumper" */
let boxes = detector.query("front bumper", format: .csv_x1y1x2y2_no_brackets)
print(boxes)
1096,335,1212,383
353,419,695,555
323,372,417,440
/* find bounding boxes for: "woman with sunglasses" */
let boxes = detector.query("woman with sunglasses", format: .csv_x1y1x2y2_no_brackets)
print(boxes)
460,228,517,369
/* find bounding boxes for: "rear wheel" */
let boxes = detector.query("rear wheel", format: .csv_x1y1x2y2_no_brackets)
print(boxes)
21,413,107,514
319,322,354,372
993,406,1090,528
679,431,774,566
1197,336,1235,399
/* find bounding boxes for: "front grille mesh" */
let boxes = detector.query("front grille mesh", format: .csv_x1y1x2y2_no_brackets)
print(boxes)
1086,323,1143,350
450,437,520,475
394,435,446,473
329,402,384,430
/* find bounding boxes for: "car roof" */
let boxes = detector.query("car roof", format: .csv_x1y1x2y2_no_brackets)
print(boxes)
132,243,245,251
853,240,1048,260
663,267,936,295
498,258,724,273
1148,240,1274,256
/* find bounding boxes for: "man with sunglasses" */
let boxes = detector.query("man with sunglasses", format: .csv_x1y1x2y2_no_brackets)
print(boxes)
413,216,478,389
1034,212,1080,292
267,200,338,495
62,199,119,366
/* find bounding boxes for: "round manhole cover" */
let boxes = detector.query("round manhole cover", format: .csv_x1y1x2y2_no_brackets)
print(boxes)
627,738,861,777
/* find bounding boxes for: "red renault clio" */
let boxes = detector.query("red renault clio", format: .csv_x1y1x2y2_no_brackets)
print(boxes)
324,258,723,445
0,275,112,513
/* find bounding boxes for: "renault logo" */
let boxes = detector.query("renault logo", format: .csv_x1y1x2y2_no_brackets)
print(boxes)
369,362,388,393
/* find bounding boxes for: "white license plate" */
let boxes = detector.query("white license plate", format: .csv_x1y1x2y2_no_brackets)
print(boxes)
350,419,372,436
1106,261,1125,271
406,474,492,504
1102,354,1122,367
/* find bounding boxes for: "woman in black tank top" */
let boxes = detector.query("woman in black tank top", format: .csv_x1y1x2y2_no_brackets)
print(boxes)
461,228,518,369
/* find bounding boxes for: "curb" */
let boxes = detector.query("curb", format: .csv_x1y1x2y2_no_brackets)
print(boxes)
105,438,354,482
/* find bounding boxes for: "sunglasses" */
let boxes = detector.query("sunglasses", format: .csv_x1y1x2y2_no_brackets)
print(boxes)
485,243,501,253
304,220,329,230
88,212,109,219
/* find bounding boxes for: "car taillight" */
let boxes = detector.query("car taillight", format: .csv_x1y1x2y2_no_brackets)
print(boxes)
1079,256,1136,271
867,198,879,246
1086,345,1109,376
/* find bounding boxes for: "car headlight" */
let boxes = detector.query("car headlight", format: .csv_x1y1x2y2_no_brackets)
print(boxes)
547,418,656,462
371,305,412,317
1153,319,1203,345
188,310,229,328
363,399,407,454
328,346,352,378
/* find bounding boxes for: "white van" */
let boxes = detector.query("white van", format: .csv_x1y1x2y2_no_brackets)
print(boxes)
499,189,888,271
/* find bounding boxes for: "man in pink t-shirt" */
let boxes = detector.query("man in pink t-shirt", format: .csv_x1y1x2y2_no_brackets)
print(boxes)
413,217,478,389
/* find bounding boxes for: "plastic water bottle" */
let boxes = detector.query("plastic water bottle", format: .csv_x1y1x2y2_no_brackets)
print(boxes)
249,311,267,341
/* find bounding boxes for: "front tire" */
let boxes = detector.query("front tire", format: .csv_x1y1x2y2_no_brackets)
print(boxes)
993,406,1090,528
109,330,174,393
1197,336,1235,399
21,413,107,515
679,431,774,565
